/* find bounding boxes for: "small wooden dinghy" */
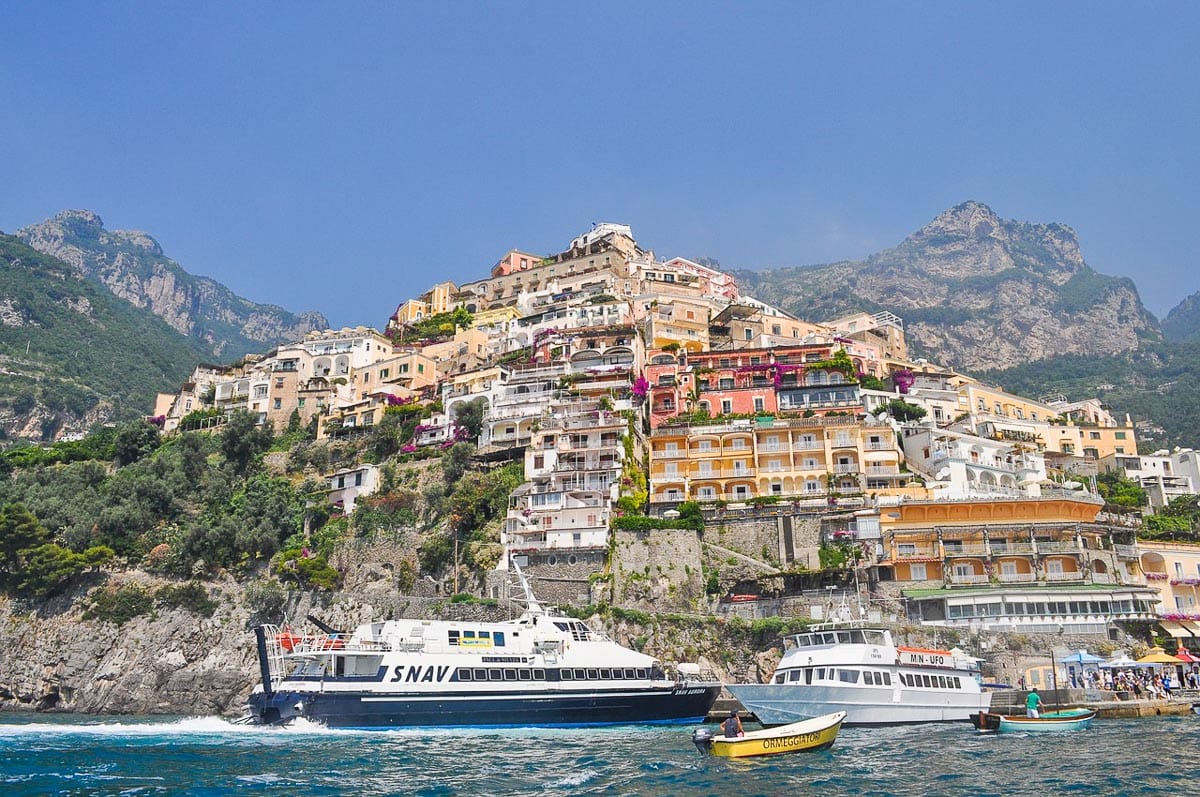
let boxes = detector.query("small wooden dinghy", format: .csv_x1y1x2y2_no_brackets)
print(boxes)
692,711,846,758
972,708,1096,733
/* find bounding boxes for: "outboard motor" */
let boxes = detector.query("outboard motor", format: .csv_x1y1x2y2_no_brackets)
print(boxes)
691,727,714,754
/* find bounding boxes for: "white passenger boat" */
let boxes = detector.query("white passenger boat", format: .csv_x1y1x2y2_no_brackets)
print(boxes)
726,623,991,726
243,566,721,728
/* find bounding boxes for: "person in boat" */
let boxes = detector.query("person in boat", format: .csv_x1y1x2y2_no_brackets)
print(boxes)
723,709,744,738
1026,688,1043,718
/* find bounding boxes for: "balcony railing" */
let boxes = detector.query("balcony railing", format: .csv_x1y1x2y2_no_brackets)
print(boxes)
949,573,990,585
943,545,989,556
833,464,859,474
1045,571,1085,582
997,572,1037,583
1037,541,1081,553
894,547,938,560
990,543,1036,555
865,465,900,476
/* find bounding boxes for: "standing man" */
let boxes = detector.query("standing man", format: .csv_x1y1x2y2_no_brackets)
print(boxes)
1026,687,1044,718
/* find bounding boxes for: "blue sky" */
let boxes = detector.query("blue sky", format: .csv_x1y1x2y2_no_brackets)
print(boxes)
2,2,1197,329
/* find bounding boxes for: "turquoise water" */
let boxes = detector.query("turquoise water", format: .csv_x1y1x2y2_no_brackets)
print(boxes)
1,713,1198,796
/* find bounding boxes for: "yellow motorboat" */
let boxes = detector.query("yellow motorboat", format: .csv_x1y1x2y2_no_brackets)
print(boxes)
692,711,846,758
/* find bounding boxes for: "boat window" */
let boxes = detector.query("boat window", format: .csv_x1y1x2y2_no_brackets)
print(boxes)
478,631,492,642
473,668,487,680
599,669,612,679
815,668,826,680
922,675,932,688
880,672,891,686
637,669,649,679
488,670,502,681
846,630,866,644
789,670,802,682
953,677,961,689
650,665,665,680
587,669,599,680
838,669,859,684
805,669,813,685
560,669,573,681
503,669,517,681
775,673,786,684
448,630,460,646
624,669,637,679
864,630,887,645
493,632,505,647
518,669,532,681
554,622,570,633
457,669,472,681
464,630,476,639
534,669,546,680
863,671,875,685
575,669,588,680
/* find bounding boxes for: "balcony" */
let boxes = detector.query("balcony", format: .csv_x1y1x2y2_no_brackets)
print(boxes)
833,463,859,474
942,544,989,557
865,465,900,476
990,542,1036,555
948,573,990,585
894,546,938,560
1036,541,1081,553
1045,570,1086,582
997,572,1037,583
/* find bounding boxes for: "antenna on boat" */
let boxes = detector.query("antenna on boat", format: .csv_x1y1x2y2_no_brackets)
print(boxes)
510,559,545,616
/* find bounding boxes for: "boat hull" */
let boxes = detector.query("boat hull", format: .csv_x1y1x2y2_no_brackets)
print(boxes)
972,709,1095,733
727,683,991,726
247,683,723,728
705,711,845,758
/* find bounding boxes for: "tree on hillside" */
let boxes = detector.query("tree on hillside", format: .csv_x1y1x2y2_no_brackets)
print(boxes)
113,419,162,467
220,410,274,474
0,503,49,589
453,397,487,442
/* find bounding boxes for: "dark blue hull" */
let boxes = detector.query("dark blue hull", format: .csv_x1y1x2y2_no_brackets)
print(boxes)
248,684,722,729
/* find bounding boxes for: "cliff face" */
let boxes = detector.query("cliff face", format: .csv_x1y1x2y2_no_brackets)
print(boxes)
735,202,1161,371
1163,291,1200,342
17,210,327,360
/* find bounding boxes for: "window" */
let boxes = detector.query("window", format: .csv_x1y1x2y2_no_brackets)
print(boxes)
910,563,927,580
273,398,282,410
721,399,732,414
1115,431,1127,439
380,368,389,379
754,397,765,412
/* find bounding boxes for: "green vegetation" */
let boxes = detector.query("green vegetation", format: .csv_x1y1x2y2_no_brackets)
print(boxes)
884,398,927,422
0,234,210,439
394,308,474,342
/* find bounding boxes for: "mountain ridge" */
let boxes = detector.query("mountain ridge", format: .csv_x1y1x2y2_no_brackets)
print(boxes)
17,210,328,361
733,201,1161,371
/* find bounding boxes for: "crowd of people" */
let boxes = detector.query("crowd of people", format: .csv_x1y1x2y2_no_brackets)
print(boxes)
1068,667,1200,697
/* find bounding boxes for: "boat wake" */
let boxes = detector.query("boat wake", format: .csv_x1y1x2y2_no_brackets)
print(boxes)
0,715,359,738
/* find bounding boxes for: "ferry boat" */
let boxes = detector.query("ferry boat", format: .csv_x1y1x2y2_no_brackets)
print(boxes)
243,568,721,728
726,623,991,726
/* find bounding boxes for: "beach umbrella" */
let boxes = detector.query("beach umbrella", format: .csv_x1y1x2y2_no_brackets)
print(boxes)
1100,654,1139,669
1136,646,1184,664
1059,649,1105,665
1173,646,1200,664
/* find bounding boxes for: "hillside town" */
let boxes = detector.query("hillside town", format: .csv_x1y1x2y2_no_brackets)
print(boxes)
152,222,1200,650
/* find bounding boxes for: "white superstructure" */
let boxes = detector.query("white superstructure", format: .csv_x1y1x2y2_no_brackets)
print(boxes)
727,623,991,726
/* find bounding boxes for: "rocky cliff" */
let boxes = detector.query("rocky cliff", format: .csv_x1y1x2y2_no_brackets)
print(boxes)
1162,291,1200,342
17,210,327,361
735,201,1161,371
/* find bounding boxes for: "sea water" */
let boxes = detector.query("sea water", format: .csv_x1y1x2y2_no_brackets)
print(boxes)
1,713,1198,796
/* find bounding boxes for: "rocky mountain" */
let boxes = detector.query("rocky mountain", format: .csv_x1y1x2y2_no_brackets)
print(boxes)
1162,291,1200,342
0,234,210,439
17,210,327,361
734,201,1161,371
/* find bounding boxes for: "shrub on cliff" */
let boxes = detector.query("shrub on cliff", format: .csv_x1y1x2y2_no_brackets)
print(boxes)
83,584,154,624
156,581,217,617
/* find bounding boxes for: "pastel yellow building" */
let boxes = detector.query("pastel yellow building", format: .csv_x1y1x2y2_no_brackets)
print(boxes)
648,416,905,505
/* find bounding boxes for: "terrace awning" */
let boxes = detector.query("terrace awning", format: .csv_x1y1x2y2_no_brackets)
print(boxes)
1160,620,1192,638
